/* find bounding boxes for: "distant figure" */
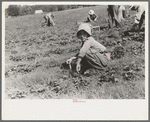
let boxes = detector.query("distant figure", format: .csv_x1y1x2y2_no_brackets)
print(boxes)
107,5,128,28
129,5,145,30
86,9,98,23
43,13,55,27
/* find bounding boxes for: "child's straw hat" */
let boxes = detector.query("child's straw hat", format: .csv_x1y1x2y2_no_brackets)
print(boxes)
77,23,92,37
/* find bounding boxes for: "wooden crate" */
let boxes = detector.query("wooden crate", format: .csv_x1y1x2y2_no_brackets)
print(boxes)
92,26,100,31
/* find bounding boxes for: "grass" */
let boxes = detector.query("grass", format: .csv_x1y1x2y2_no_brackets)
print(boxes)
5,5,145,99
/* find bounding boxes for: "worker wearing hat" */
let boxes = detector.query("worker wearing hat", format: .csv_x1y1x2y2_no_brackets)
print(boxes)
66,23,110,74
86,9,98,23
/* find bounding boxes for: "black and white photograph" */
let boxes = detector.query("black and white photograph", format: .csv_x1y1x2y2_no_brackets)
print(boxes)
2,1,149,120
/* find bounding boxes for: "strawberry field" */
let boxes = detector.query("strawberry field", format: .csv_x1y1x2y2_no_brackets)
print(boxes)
5,5,145,99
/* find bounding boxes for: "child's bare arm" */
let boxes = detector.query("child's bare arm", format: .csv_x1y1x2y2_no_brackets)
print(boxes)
66,57,76,64
88,15,92,22
76,57,82,73
94,14,98,21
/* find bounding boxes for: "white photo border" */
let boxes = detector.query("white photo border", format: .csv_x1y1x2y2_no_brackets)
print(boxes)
2,1,149,120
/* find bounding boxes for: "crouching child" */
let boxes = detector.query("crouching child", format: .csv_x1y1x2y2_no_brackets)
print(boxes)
61,23,111,75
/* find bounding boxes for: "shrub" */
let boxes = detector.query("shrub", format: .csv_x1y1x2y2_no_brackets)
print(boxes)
57,5,65,11
49,5,58,12
8,5,20,16
19,5,32,16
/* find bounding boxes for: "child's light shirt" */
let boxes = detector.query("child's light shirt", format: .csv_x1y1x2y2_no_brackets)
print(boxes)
78,37,110,59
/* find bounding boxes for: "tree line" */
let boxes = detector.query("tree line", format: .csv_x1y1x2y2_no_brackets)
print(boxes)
5,5,96,17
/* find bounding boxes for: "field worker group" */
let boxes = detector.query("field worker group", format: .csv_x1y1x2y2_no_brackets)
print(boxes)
43,13,55,27
107,5,145,30
65,23,111,74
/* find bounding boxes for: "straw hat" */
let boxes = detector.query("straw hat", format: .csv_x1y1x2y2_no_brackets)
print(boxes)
88,9,95,15
77,23,92,38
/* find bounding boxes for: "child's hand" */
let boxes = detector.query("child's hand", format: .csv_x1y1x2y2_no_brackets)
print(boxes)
66,59,72,64
76,63,81,73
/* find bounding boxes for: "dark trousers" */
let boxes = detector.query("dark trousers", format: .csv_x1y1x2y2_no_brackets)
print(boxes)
107,5,121,28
